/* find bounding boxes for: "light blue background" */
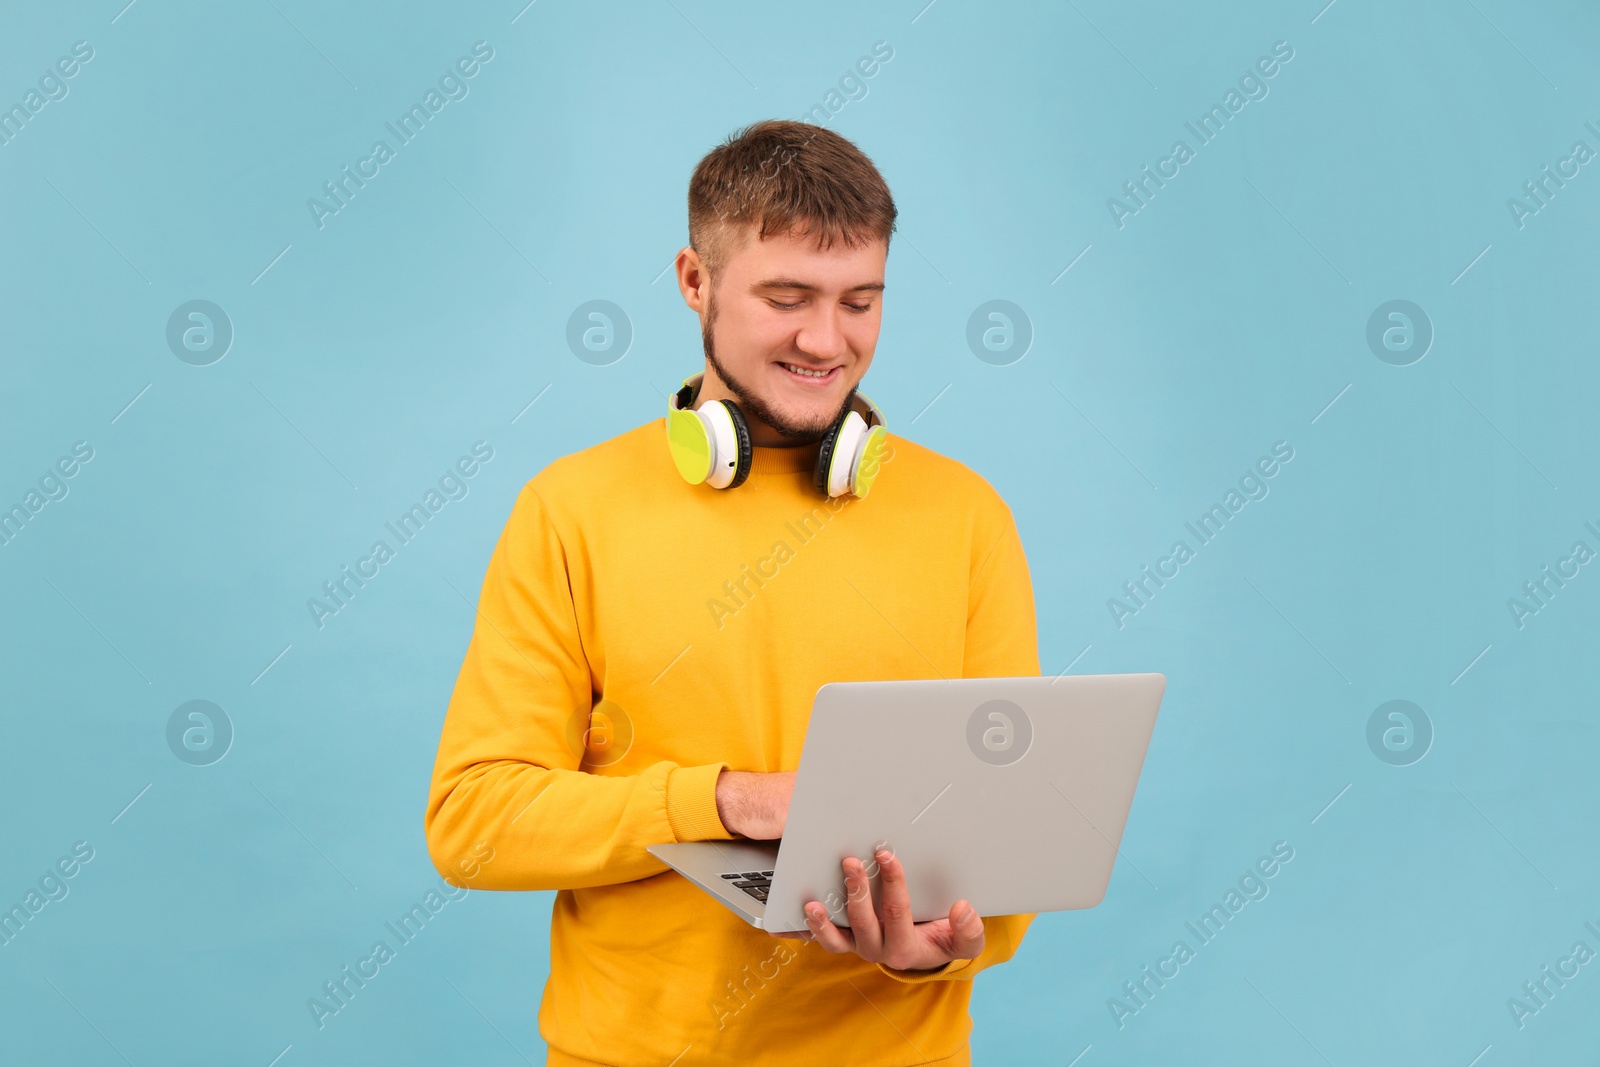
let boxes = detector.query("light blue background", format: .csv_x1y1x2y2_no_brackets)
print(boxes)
2,1,1597,1064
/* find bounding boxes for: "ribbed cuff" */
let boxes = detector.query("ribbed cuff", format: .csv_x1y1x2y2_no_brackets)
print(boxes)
666,763,733,841
878,955,975,983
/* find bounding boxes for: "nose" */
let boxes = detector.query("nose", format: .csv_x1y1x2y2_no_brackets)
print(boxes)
793,305,849,362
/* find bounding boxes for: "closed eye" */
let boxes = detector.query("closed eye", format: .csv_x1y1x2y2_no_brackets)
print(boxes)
767,300,876,312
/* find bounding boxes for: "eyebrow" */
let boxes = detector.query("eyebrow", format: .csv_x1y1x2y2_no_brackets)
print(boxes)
750,277,885,293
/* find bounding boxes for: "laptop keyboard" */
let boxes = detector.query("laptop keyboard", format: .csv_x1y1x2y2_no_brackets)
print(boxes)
720,871,774,902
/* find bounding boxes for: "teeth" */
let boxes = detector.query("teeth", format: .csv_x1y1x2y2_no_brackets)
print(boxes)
783,364,831,378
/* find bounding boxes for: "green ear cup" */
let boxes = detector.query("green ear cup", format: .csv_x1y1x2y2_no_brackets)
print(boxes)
666,406,712,484
851,424,888,497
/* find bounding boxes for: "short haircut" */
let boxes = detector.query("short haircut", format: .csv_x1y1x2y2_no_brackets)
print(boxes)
687,119,897,281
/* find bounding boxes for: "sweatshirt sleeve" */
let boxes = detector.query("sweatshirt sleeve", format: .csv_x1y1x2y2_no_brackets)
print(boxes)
424,481,733,892
882,488,1040,983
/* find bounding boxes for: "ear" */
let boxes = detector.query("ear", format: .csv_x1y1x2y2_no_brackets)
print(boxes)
676,246,710,314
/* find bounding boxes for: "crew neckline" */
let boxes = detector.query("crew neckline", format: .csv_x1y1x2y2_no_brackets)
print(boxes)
747,440,822,475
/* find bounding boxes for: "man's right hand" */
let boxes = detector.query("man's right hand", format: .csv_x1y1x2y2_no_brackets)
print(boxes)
714,770,795,840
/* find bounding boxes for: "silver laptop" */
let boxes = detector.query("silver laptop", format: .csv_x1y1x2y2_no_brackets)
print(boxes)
648,673,1165,935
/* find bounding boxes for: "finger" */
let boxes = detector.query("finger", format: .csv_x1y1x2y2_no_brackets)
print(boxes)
841,858,883,957
874,850,916,953
804,901,855,954
947,900,986,959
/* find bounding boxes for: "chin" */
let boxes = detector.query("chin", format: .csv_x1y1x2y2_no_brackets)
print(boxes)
763,397,849,439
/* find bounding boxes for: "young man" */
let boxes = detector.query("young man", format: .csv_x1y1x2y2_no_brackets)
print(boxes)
426,120,1040,1066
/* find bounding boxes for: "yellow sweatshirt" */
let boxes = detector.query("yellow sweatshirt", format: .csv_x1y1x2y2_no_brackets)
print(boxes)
425,418,1041,1067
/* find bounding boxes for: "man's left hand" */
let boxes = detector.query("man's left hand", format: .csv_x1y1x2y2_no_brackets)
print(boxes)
795,849,985,972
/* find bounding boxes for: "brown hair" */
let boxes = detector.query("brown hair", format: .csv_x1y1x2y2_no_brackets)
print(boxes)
687,119,897,280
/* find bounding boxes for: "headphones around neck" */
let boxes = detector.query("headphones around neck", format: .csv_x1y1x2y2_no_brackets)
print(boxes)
665,372,888,498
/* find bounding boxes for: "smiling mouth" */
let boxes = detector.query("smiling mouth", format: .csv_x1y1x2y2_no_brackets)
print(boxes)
779,362,840,383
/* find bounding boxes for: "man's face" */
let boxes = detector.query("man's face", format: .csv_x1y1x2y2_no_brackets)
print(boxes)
677,223,886,444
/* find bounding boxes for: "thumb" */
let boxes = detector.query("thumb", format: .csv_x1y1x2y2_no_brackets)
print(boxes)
949,901,985,958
